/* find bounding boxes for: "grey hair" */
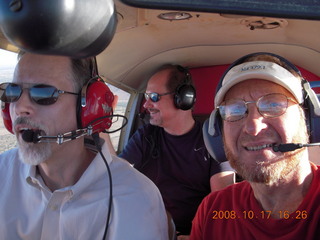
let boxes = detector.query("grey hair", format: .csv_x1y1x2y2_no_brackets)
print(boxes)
70,58,94,92
17,50,94,93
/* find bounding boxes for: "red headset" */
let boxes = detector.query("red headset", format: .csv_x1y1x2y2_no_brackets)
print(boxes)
78,77,114,133
1,102,13,134
1,77,114,135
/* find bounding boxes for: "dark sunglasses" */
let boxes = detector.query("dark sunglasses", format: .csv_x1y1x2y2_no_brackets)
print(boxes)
217,93,297,122
144,91,174,102
0,82,79,105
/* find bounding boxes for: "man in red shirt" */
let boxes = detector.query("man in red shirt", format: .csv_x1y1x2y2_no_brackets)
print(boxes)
190,53,320,240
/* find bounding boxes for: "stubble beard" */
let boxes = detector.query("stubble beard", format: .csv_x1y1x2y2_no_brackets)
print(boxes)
149,113,163,126
224,117,309,185
14,117,52,165
226,149,303,185
18,141,52,165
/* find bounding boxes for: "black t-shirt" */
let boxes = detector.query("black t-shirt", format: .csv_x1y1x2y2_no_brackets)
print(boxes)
119,121,232,234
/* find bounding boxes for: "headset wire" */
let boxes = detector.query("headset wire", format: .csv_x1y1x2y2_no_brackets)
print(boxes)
92,133,113,240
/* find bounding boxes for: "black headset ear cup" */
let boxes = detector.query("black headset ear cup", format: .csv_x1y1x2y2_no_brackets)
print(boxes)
174,65,196,110
174,84,196,110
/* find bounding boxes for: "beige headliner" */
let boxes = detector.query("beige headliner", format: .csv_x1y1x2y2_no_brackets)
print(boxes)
97,1,320,92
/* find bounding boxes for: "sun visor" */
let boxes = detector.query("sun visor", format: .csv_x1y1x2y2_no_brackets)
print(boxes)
0,0,117,58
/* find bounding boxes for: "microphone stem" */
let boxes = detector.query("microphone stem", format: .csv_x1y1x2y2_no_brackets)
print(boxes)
273,142,320,152
305,143,320,147
37,128,92,144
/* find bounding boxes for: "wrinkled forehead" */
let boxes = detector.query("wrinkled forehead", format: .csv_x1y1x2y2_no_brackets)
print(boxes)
13,53,74,90
146,69,171,92
223,79,294,100
214,61,303,107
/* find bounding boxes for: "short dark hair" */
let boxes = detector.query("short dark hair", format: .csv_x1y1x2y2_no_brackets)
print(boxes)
151,64,194,92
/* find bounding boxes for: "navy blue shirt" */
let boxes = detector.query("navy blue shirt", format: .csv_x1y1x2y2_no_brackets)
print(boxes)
119,121,232,234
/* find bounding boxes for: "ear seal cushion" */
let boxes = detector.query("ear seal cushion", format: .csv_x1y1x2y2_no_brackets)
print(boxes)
203,116,226,163
306,93,320,143
174,65,196,110
1,102,13,134
174,84,196,110
78,78,114,133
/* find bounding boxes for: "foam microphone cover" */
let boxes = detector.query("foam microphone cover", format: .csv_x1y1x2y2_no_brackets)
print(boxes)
273,143,303,152
0,0,117,58
22,130,41,143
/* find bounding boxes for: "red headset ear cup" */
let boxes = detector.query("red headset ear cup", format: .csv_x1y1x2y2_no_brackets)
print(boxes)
1,102,13,134
80,80,114,133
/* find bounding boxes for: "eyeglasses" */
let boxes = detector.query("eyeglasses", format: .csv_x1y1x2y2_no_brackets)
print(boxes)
144,91,174,102
0,82,79,105
217,93,297,122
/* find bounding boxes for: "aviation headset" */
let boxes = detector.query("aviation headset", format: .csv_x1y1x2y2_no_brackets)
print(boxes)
1,57,114,135
173,65,196,110
204,52,320,163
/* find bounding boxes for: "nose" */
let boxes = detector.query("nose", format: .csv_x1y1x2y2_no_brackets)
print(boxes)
143,97,154,109
243,105,268,136
11,90,35,118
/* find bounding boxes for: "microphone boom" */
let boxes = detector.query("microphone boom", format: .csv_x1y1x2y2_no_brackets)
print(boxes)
272,143,303,152
273,142,320,152
21,127,92,144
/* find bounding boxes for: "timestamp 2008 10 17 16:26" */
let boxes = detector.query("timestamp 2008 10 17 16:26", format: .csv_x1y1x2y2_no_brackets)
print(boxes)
212,210,308,220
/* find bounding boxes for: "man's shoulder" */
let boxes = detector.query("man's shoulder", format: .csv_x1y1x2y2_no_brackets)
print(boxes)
138,123,161,135
0,148,20,164
0,148,27,178
111,154,161,189
133,124,163,144
110,155,165,208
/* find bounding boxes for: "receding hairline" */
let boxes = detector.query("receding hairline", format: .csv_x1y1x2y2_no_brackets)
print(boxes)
17,51,94,92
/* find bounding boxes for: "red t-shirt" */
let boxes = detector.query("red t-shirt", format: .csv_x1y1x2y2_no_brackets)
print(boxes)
190,164,320,240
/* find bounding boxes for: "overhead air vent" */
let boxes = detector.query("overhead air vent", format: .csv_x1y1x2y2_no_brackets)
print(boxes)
241,17,288,30
158,12,192,21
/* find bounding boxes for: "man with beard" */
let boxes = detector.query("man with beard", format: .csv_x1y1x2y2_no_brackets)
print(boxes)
104,64,235,239
0,52,169,239
190,53,320,240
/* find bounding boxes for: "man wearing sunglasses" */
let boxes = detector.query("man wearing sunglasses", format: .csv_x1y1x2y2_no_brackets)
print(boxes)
105,64,235,239
0,52,169,239
190,53,320,239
